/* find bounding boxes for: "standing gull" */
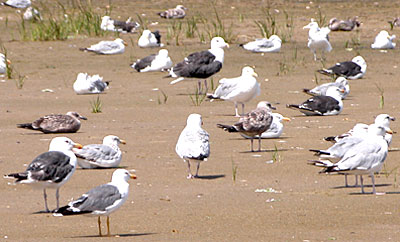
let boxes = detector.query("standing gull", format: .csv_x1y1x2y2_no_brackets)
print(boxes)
287,86,344,116
318,56,367,80
328,17,360,31
158,5,187,19
80,38,126,55
101,16,139,33
303,77,349,99
138,30,163,48
303,20,332,61
73,73,109,95
54,169,136,237
131,49,173,72
168,37,229,88
207,66,260,117
239,35,282,53
371,30,396,49
241,113,291,139
217,101,275,152
309,124,392,194
17,111,87,133
1,0,31,8
4,137,82,212
74,135,126,169
176,114,210,179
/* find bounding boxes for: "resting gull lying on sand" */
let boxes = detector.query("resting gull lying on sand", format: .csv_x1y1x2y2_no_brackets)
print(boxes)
303,77,349,99
239,35,282,53
371,30,396,49
158,5,187,19
131,49,173,72
73,73,109,95
318,56,367,80
80,38,126,55
138,30,163,48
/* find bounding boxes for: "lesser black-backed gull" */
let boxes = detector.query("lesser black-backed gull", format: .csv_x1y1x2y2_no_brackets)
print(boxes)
318,56,366,80
101,16,140,33
303,77,349,99
54,169,136,236
4,137,82,212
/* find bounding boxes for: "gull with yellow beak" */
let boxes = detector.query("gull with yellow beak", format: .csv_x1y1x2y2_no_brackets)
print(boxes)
208,66,260,117
4,137,83,213
74,135,127,169
54,169,137,237
371,30,396,49
79,38,127,55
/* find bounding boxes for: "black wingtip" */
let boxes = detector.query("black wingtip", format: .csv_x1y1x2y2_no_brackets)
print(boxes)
324,136,336,142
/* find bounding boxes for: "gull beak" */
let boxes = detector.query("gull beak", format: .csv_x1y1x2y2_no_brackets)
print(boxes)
6,59,11,65
339,89,345,93
252,72,258,77
282,117,291,122
390,116,396,121
270,105,277,110
73,143,83,149
226,43,230,48
129,170,137,179
79,115,88,120
120,139,127,145
123,41,128,46
386,129,394,134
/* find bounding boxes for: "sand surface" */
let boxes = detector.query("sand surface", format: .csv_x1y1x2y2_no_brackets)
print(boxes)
1,0,400,241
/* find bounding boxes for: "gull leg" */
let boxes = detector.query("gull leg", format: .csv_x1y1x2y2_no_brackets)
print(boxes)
204,79,208,92
186,159,194,179
313,51,317,61
371,174,376,195
234,102,240,117
241,103,245,116
197,80,202,93
194,162,201,178
344,174,349,187
360,175,364,194
250,138,254,152
107,216,111,236
354,175,359,187
43,189,50,213
56,188,60,210
98,216,102,237
258,136,262,152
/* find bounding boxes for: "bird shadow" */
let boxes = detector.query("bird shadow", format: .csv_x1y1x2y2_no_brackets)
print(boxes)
77,165,129,170
332,183,391,189
32,210,53,214
71,232,156,238
195,174,225,180
239,148,290,154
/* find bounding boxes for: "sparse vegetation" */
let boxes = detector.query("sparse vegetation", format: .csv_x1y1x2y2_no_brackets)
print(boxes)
166,20,182,46
157,89,168,105
90,95,102,113
189,84,207,106
254,8,293,43
375,83,384,109
271,143,282,163
315,8,327,27
231,158,238,183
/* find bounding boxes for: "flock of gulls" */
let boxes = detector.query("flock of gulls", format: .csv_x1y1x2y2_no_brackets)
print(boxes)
0,0,399,237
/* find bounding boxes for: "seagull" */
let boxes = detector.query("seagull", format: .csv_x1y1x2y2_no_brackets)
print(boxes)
371,30,396,49
324,123,369,144
79,38,126,55
287,86,344,116
239,35,282,53
303,77,349,99
241,113,291,139
1,0,31,8
4,137,82,212
74,135,126,169
303,20,332,61
0,53,11,74
168,37,229,89
328,17,360,31
176,114,210,179
207,66,260,117
17,111,87,133
73,73,110,95
217,101,275,152
54,169,136,237
23,6,41,21
309,124,392,194
138,30,163,48
318,56,367,80
131,49,173,72
101,16,140,33
158,5,187,19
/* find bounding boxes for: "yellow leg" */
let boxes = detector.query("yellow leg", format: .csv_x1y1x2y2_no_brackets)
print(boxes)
98,216,102,237
107,216,111,236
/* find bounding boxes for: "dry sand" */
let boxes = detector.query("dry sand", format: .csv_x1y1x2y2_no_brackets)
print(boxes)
1,0,400,241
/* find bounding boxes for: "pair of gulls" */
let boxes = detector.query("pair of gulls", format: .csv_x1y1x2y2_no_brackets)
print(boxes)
4,137,135,236
309,114,395,194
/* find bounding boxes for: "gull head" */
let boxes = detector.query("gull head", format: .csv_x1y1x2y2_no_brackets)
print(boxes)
67,111,87,120
269,35,282,43
176,5,187,10
257,101,276,111
211,37,229,49
186,113,203,127
273,113,291,123
112,169,137,183
103,135,127,146
375,114,395,128
303,21,319,30
241,66,258,77
49,137,83,152
335,77,348,86
115,38,127,46
368,124,393,137
352,56,366,67
158,49,169,57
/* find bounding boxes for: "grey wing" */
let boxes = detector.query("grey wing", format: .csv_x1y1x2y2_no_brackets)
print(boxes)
75,144,118,162
91,80,107,92
27,151,73,183
70,184,121,212
336,142,387,170
176,128,210,160
133,54,156,71
91,41,119,52
256,38,274,48
327,136,364,158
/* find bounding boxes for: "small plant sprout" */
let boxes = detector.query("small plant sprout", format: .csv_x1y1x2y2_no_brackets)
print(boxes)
316,8,327,27
231,158,238,183
157,89,168,105
189,84,207,106
375,83,384,109
271,143,282,163
90,95,102,113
